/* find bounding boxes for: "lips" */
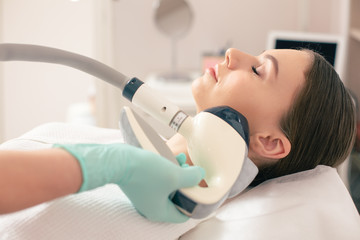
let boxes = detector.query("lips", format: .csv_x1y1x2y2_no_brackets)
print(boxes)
206,66,218,82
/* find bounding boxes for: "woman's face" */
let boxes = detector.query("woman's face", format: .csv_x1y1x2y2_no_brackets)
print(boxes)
192,48,311,135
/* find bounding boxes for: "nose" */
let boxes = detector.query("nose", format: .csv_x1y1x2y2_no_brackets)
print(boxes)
225,48,253,70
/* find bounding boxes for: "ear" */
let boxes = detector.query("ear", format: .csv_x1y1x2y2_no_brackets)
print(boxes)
250,131,291,160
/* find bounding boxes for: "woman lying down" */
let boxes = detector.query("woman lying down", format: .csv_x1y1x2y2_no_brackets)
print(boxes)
0,48,357,239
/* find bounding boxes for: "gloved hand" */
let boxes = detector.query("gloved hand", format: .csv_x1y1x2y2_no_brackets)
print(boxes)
53,143,205,223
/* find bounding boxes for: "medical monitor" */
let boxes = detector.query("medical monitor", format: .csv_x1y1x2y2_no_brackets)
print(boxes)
266,31,346,79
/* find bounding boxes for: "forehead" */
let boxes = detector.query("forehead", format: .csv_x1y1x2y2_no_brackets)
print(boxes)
264,49,312,68
264,49,312,77
266,49,311,99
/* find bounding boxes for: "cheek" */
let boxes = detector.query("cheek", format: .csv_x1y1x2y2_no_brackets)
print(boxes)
219,81,249,107
222,85,266,119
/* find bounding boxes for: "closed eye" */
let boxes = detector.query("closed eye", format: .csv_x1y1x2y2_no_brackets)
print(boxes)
252,66,259,75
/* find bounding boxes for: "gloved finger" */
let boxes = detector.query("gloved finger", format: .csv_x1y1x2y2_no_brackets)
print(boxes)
164,199,189,223
177,166,205,188
175,153,187,166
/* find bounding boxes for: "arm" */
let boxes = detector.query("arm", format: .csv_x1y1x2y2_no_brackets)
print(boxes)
0,149,82,214
0,144,204,223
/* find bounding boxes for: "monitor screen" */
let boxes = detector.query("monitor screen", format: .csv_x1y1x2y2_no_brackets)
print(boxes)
266,31,346,78
274,39,337,66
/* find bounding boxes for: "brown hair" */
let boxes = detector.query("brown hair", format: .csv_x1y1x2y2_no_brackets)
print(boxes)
252,50,356,185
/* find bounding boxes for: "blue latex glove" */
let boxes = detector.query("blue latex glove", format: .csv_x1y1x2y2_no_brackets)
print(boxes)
54,143,205,223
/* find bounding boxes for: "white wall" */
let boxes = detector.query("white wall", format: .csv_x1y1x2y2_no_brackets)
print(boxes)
0,0,97,142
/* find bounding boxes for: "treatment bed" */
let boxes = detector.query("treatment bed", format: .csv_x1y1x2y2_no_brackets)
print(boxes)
0,123,359,240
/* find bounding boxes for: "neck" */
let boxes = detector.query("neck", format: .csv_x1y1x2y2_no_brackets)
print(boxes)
166,133,190,163
167,133,208,187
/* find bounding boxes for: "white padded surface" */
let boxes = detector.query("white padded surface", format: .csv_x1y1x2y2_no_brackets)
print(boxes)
182,165,360,240
0,122,125,150
0,122,359,240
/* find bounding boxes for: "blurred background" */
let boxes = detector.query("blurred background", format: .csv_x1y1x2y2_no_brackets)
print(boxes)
0,0,359,210
0,0,355,139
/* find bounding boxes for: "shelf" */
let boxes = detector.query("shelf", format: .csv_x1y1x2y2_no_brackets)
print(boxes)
350,28,360,42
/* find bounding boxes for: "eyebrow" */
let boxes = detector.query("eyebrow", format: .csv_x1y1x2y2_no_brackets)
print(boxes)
264,54,279,77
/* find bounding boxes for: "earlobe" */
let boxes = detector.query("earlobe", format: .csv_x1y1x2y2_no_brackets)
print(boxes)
250,132,291,160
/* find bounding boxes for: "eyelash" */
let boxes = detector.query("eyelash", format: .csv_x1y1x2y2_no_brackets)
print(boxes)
252,66,259,75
